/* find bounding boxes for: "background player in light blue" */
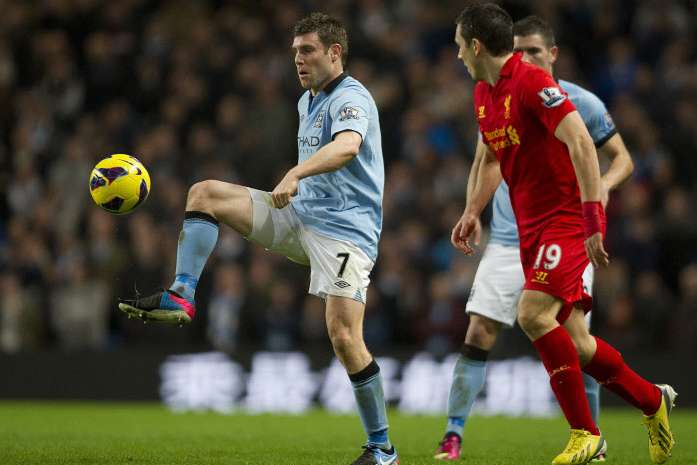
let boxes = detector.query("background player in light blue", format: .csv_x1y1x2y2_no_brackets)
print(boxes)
434,16,635,461
119,12,397,465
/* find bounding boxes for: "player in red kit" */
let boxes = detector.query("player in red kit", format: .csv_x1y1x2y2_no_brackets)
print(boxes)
450,3,676,465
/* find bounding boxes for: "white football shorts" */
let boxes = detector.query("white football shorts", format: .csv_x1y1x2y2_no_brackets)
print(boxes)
244,188,372,303
466,242,594,328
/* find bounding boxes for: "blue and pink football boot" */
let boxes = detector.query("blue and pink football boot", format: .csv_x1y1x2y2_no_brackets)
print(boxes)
118,289,195,324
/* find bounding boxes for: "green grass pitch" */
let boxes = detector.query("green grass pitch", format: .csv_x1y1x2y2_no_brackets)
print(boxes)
1,403,695,464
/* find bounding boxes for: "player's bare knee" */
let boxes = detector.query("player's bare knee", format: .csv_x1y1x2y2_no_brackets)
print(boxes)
517,310,553,339
516,307,536,331
465,315,500,349
186,180,216,211
328,326,358,355
518,291,561,339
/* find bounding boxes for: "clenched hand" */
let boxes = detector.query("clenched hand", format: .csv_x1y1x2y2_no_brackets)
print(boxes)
271,171,300,209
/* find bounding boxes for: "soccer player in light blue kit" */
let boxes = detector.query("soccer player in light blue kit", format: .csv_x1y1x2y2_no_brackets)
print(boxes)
119,12,398,465
434,16,634,461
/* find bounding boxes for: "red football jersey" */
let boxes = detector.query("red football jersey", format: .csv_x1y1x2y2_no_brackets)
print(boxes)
474,53,582,241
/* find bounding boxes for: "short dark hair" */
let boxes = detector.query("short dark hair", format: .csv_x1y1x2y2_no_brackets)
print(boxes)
293,12,348,67
513,15,556,48
455,2,513,57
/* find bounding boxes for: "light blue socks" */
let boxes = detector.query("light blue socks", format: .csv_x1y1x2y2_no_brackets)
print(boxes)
350,360,392,450
169,211,219,301
446,354,487,437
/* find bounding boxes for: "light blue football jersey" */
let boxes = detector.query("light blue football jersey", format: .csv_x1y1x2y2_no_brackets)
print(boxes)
489,79,617,246
291,74,384,261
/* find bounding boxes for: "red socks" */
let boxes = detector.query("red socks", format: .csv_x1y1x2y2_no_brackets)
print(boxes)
583,337,661,415
534,329,661,429
533,326,600,435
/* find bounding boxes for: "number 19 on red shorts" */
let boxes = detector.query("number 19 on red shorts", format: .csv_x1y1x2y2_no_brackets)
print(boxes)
522,231,592,313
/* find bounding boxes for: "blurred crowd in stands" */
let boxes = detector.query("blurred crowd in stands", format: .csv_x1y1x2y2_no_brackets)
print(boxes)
1,0,696,357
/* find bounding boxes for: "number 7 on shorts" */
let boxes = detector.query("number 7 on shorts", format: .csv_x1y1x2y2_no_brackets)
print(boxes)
336,252,350,278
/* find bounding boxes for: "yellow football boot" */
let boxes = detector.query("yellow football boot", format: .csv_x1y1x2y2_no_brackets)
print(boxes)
552,429,605,465
643,384,678,464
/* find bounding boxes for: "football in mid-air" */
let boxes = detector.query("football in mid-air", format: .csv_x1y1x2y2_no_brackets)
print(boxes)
89,154,151,214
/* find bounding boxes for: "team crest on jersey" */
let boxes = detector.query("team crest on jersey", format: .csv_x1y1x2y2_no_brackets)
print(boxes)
313,111,325,128
503,94,511,119
537,87,567,108
478,105,486,119
339,106,360,121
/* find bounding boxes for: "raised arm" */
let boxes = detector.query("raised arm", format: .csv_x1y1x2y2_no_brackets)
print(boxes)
271,130,361,208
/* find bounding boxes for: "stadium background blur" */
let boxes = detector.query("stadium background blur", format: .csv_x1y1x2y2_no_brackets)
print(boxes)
1,0,696,370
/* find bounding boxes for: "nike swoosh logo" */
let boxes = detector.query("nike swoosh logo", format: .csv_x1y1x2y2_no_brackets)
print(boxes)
378,456,395,465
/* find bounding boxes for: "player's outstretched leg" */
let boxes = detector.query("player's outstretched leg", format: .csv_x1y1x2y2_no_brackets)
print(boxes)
118,209,218,324
326,296,398,465
119,181,252,324
435,315,500,461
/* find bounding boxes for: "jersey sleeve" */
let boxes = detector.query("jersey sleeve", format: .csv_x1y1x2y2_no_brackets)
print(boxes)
519,69,577,134
585,98,617,147
329,89,371,141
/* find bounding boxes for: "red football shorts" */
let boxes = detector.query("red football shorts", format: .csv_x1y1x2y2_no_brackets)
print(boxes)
519,222,593,324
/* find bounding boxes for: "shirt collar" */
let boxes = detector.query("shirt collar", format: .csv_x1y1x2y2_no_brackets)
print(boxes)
322,72,348,94
308,72,347,110
499,52,521,78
